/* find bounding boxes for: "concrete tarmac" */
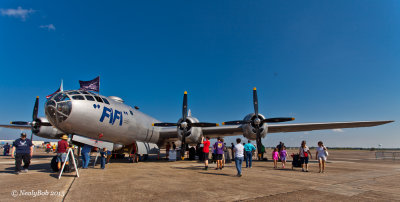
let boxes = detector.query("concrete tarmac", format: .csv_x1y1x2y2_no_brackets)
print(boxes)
0,148,399,201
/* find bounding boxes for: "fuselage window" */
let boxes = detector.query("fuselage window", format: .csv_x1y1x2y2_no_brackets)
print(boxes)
130,110,133,115
102,98,110,104
94,96,103,103
67,91,80,95
72,95,85,100
85,95,95,101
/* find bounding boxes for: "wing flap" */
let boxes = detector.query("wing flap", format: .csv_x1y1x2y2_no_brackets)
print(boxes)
0,124,31,130
201,125,243,138
158,125,243,140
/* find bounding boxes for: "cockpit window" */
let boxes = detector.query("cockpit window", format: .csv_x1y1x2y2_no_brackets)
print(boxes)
62,96,70,101
85,95,95,101
94,96,103,103
72,95,85,100
67,91,80,95
54,93,70,102
130,110,133,115
81,91,89,95
46,100,56,107
102,98,110,104
57,102,72,116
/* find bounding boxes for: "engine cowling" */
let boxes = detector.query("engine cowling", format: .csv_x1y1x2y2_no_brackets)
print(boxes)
177,116,203,144
34,117,65,139
242,113,268,140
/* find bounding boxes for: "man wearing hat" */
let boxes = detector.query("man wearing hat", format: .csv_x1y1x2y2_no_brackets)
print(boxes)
11,133,33,174
57,134,70,171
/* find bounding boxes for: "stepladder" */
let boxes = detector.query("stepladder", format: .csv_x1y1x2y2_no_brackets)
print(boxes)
58,148,80,179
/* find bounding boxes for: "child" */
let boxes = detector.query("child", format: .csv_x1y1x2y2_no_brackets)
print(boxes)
272,148,279,169
280,146,288,168
100,148,107,169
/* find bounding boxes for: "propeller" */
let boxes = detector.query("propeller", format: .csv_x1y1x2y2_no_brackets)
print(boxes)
10,96,52,140
152,91,219,160
222,87,295,159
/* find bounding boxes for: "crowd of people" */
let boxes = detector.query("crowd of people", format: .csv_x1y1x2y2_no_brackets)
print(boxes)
3,132,329,176
1,133,113,175
197,138,329,177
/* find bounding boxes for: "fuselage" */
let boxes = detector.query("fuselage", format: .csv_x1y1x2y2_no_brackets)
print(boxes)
45,90,162,146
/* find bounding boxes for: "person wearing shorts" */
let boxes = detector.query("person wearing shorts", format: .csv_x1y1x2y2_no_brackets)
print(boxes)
202,136,210,170
299,140,312,172
316,141,328,173
214,137,225,170
280,146,288,168
57,135,69,171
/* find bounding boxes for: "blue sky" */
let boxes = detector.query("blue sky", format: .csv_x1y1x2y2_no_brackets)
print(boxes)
0,1,399,148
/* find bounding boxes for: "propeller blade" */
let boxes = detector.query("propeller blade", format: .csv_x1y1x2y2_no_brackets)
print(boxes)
263,117,295,123
182,91,188,121
190,122,219,127
255,128,262,160
152,123,178,127
253,88,258,117
10,121,30,125
222,120,249,125
33,96,39,121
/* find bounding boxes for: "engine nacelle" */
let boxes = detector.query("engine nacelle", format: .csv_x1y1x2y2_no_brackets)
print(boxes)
34,117,65,139
242,113,268,140
177,116,203,144
113,144,124,151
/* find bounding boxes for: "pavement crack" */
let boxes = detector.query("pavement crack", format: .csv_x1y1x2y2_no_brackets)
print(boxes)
62,175,77,202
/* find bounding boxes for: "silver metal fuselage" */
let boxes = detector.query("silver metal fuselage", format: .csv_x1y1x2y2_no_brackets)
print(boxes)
45,90,162,146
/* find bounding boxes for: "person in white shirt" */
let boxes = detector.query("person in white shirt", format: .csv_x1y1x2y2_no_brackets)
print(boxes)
316,141,328,173
299,140,312,172
233,138,244,177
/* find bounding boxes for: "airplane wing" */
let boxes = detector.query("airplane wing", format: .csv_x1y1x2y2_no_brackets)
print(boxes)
157,125,244,139
0,124,31,130
198,120,394,138
267,120,394,133
201,125,243,138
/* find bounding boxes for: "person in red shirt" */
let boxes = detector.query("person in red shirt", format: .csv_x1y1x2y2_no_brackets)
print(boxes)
57,134,70,170
165,142,171,160
46,143,51,153
202,136,211,170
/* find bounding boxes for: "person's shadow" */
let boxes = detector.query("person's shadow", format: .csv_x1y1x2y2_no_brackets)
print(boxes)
0,162,55,174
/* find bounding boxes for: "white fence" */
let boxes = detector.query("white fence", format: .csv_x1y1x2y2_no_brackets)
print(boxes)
375,152,400,160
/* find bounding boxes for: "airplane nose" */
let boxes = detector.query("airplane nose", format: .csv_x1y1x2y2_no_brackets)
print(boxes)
45,93,72,126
